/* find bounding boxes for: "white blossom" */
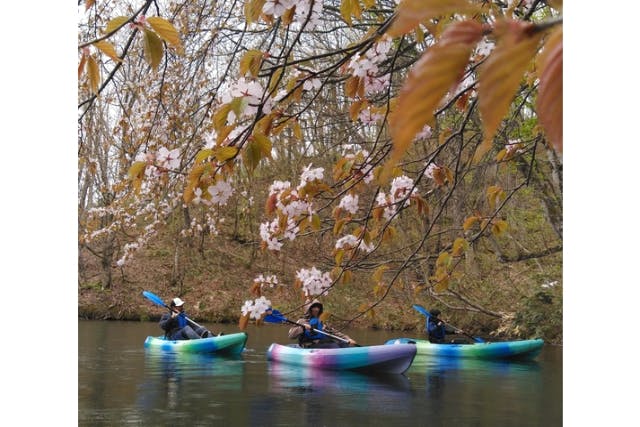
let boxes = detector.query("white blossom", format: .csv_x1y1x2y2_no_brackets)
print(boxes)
208,180,233,205
338,194,359,215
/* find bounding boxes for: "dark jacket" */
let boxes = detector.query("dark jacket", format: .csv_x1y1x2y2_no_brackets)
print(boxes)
427,317,456,343
159,311,188,337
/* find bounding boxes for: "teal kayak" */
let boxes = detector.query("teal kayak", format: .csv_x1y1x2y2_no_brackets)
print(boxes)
266,342,417,374
144,332,248,355
384,338,543,360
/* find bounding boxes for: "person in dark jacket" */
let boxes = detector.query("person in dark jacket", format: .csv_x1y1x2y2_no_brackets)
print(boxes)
159,297,214,340
288,300,357,348
426,309,457,343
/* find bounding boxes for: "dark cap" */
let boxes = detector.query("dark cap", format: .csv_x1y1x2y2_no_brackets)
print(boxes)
430,309,441,317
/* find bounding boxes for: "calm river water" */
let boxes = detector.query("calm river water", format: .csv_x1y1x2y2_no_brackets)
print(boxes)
78,320,562,426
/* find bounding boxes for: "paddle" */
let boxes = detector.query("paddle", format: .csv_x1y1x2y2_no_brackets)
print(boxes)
263,308,360,347
142,290,206,330
412,304,485,343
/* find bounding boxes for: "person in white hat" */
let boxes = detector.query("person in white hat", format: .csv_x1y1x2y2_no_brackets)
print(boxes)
158,297,214,340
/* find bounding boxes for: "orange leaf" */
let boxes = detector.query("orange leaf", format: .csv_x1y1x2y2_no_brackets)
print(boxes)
240,49,264,78
93,40,122,63
146,16,182,50
340,0,355,26
486,185,505,210
238,313,250,330
87,54,100,94
85,0,95,10
452,237,468,256
245,0,266,24
537,26,562,152
387,0,482,37
384,20,483,182
491,219,508,236
476,20,544,161
345,75,360,99
463,215,479,231
78,54,87,80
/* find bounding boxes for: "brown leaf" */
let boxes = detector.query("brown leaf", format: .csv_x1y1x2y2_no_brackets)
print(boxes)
78,54,87,80
238,314,250,330
105,16,129,35
143,29,164,70
491,219,509,236
87,54,100,94
244,0,266,24
93,40,122,63
452,237,468,256
476,20,544,161
146,16,182,50
340,0,355,26
387,0,482,37
536,26,562,152
383,20,483,182
462,215,479,231
240,49,264,78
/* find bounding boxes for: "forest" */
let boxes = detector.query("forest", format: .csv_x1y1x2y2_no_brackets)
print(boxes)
78,0,563,344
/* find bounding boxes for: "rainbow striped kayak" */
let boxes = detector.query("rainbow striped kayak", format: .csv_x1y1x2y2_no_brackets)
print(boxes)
384,338,543,360
266,342,417,374
144,332,248,355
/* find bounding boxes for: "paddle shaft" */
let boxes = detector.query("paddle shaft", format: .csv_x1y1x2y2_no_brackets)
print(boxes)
269,312,356,346
413,304,483,343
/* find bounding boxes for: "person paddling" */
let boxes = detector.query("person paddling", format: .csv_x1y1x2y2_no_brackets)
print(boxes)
159,297,215,340
426,309,458,343
288,300,357,348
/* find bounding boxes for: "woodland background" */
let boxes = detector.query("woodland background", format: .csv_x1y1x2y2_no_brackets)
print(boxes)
77,0,563,344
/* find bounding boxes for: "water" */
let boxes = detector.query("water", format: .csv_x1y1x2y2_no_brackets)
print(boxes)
79,320,562,426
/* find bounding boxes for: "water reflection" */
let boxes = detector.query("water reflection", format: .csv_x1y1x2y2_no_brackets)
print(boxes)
143,350,245,379
137,351,246,415
268,362,413,414
410,355,541,377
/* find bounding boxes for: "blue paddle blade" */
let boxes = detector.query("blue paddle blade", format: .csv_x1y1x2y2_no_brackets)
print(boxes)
263,309,287,324
412,304,431,318
142,291,168,308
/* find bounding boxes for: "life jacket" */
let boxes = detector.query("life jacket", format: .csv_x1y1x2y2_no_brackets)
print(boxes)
177,312,188,328
303,317,323,340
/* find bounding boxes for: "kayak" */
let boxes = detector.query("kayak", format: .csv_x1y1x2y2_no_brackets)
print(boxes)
144,332,248,355
266,342,417,374
384,337,544,360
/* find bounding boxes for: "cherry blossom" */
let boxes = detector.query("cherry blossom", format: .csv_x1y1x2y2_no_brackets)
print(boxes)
299,163,324,185
157,147,181,170
263,0,295,18
338,194,359,215
425,162,438,179
208,180,233,205
296,267,332,297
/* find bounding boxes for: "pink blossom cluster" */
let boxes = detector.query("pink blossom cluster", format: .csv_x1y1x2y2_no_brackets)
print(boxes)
254,274,279,288
241,296,272,319
335,234,375,253
347,35,393,98
262,0,325,31
220,78,269,122
338,194,359,215
296,267,332,297
375,175,418,220
340,147,375,184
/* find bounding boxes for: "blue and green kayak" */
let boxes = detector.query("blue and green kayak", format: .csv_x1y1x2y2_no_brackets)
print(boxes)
384,338,543,360
144,332,248,355
267,342,417,374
